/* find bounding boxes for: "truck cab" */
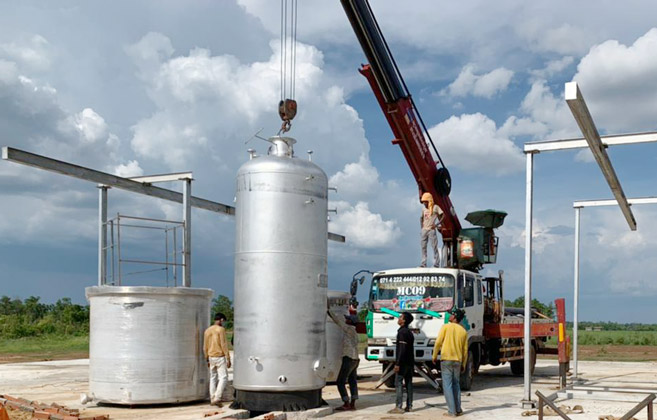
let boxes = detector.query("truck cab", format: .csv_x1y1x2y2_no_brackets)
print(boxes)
365,267,485,387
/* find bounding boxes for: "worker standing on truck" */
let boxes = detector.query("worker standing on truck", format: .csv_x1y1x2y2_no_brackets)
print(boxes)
420,192,444,268
327,307,360,411
432,308,468,417
204,312,231,406
388,312,415,414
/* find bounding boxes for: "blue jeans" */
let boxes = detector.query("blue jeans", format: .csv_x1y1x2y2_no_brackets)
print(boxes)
395,366,413,409
441,361,462,414
336,356,359,403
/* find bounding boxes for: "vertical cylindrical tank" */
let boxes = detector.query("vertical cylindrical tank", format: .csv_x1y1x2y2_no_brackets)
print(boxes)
326,291,351,382
233,136,329,411
85,286,212,404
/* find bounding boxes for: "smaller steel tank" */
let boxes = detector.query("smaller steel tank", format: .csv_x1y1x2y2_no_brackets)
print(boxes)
85,286,212,405
326,291,351,382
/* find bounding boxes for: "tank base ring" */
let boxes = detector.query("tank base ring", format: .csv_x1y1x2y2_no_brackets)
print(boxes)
233,389,323,412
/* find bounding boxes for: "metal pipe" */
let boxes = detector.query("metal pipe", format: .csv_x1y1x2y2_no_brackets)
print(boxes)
182,179,192,287
523,152,535,407
573,206,581,379
110,220,115,285
98,186,108,286
173,226,178,287
165,227,169,287
117,214,122,286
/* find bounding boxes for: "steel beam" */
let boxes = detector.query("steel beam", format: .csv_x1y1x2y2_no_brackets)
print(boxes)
2,147,235,215
98,186,108,286
574,197,657,208
573,207,580,379
564,82,636,231
524,131,657,153
129,172,193,184
522,151,535,408
182,179,192,287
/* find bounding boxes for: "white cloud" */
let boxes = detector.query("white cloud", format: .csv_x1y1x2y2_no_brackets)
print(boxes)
329,201,401,249
126,33,369,181
530,56,574,79
328,155,380,200
67,108,109,143
0,34,52,72
429,113,525,176
442,65,514,99
571,28,657,132
518,21,594,55
113,160,144,178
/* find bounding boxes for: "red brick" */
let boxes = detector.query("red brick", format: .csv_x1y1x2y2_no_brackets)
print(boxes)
33,411,52,419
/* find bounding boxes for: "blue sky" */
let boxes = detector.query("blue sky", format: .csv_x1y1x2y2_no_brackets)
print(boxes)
1,1,656,323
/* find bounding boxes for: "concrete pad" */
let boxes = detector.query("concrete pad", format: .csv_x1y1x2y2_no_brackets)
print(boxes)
2,358,657,419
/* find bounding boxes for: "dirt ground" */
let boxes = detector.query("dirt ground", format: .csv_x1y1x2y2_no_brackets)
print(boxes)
2,357,657,419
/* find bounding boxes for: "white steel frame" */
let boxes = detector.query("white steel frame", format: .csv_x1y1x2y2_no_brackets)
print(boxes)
520,82,657,407
571,196,657,379
2,146,348,289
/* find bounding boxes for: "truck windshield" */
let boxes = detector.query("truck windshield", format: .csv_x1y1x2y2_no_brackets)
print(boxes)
369,273,455,313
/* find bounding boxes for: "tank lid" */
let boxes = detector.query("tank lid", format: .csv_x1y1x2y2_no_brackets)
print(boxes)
268,136,296,158
85,285,213,299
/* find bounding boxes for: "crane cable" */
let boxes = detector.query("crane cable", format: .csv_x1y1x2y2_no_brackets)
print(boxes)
278,0,298,134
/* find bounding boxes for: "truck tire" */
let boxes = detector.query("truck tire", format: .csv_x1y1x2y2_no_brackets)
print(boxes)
382,362,396,388
459,349,475,391
434,167,452,196
510,344,536,376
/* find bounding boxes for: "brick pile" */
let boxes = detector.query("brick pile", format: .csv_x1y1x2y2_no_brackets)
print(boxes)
0,395,109,420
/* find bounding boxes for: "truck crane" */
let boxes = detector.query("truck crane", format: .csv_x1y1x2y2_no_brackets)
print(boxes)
339,0,570,390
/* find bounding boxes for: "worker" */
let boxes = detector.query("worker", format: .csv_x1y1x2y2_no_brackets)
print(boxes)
432,308,468,417
204,312,232,406
388,312,415,414
327,306,360,411
420,192,445,268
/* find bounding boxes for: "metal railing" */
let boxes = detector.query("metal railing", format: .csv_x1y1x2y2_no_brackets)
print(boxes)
103,214,185,286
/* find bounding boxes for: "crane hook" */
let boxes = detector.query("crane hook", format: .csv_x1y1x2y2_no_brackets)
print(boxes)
278,99,297,134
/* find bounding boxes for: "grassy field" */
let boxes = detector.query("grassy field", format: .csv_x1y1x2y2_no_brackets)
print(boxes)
0,335,88,363
2,330,657,364
547,329,657,346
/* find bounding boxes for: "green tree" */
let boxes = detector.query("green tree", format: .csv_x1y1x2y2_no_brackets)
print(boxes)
211,295,234,330
504,296,555,318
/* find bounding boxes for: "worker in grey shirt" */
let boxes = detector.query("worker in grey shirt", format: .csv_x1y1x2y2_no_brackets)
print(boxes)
327,308,360,411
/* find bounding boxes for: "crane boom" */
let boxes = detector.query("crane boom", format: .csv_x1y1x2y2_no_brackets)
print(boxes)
340,0,462,255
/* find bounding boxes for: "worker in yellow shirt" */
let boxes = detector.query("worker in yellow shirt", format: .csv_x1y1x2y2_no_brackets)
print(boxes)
432,308,468,417
204,312,232,406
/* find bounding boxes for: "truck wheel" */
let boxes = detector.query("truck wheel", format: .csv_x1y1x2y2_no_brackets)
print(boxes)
459,349,474,391
510,345,536,376
382,362,396,388
434,167,452,196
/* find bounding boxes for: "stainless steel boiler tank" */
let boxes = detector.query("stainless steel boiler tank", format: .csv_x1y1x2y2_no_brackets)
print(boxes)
233,136,329,411
85,286,212,405
326,291,351,382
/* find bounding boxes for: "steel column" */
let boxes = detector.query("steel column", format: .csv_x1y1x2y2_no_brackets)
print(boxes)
523,151,535,407
573,206,581,379
182,179,192,287
98,186,108,286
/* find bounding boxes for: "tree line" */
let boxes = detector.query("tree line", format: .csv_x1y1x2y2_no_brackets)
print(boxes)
0,296,89,338
1,294,653,340
0,294,236,339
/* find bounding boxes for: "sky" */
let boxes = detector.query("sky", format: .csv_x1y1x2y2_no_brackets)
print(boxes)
1,0,656,323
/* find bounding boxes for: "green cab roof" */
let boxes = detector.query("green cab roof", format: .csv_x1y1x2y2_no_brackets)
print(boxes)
464,210,508,229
